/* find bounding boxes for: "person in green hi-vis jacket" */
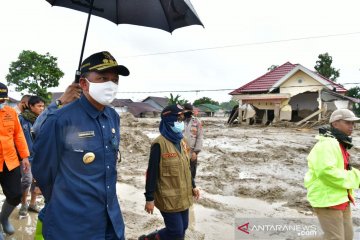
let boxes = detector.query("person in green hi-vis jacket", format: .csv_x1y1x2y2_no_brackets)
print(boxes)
305,108,360,240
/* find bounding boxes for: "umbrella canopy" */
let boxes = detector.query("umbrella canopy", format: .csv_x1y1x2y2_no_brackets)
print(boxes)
45,0,204,81
46,0,203,33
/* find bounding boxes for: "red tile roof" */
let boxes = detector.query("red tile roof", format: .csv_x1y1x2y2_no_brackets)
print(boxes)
230,62,296,94
313,72,347,93
230,62,347,95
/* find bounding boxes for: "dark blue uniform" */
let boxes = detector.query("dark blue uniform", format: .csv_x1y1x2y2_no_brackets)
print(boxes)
32,96,124,240
18,115,34,162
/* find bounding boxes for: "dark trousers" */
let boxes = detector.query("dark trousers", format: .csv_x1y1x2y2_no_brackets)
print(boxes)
190,159,197,179
158,209,189,240
0,164,22,206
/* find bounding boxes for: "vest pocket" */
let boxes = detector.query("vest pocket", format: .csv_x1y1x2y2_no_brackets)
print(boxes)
162,164,179,177
161,189,182,211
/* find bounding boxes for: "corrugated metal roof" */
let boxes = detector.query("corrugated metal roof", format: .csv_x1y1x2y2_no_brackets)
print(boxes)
142,96,169,108
111,99,133,107
230,62,347,95
196,104,221,112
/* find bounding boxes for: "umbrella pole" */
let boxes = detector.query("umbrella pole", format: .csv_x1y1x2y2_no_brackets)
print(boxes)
75,0,95,83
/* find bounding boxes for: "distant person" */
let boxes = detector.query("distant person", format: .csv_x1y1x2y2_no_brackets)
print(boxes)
0,82,30,239
14,95,30,114
18,96,45,217
304,109,360,240
32,51,129,239
140,104,200,240
183,103,203,179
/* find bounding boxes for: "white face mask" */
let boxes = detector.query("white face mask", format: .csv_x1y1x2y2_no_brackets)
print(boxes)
86,78,118,106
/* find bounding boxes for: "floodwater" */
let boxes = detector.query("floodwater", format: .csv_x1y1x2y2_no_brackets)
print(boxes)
3,204,37,240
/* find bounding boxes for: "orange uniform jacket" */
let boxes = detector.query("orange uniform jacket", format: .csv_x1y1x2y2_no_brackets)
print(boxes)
0,106,29,171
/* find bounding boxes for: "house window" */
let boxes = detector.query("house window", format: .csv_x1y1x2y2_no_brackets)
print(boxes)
297,78,303,84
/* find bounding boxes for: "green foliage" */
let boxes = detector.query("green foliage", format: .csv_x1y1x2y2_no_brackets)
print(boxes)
314,52,340,82
167,93,189,105
193,97,219,106
346,86,360,116
346,86,360,99
6,50,64,103
267,65,278,72
220,100,238,110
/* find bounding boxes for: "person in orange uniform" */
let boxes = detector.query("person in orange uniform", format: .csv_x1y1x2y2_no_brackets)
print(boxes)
0,82,30,239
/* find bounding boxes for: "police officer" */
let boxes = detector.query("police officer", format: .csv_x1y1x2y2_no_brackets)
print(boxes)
32,51,129,240
183,103,203,179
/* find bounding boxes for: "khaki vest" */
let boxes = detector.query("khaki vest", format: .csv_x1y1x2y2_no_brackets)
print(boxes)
153,135,193,212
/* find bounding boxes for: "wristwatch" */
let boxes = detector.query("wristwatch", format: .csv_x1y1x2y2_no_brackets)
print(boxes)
55,99,62,107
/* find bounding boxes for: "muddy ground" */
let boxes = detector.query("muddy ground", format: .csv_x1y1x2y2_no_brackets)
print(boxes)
5,114,360,239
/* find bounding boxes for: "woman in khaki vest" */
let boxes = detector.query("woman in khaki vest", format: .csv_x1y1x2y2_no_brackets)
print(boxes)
139,104,200,240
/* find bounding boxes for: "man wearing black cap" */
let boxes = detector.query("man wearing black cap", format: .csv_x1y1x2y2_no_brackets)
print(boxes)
140,104,200,240
0,82,30,239
32,51,129,240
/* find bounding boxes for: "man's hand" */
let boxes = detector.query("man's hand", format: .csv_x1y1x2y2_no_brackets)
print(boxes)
145,201,155,214
191,152,197,161
58,83,82,105
192,187,200,200
22,158,30,173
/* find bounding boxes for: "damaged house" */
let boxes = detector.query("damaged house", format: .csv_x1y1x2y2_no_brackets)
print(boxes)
229,62,357,125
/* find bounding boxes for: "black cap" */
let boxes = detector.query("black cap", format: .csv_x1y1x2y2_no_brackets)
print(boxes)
161,104,184,117
183,103,193,111
0,83,9,100
80,51,130,76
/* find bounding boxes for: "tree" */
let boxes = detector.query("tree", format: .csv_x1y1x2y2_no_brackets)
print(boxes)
314,53,340,82
346,86,360,116
267,65,278,72
220,100,238,110
6,50,64,103
167,93,188,105
193,97,219,106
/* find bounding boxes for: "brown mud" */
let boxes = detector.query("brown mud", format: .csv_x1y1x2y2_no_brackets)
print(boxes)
5,114,360,239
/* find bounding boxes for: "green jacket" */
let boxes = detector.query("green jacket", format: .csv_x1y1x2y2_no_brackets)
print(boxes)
304,135,360,207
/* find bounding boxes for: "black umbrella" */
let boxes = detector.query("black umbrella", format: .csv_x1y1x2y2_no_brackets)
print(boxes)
45,0,204,82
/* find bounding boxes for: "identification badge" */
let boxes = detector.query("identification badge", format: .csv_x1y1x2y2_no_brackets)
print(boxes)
78,131,95,138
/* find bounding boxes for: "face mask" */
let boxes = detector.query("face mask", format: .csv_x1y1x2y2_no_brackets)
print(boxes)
171,121,184,133
86,78,118,106
184,111,193,119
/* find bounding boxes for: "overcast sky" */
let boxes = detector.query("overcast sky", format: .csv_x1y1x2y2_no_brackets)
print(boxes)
1,0,360,103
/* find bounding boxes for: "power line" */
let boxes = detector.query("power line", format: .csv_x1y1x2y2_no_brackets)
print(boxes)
124,31,360,58
117,82,360,94
117,89,233,94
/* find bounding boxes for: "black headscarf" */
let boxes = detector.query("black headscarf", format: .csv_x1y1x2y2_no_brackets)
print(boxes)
319,126,353,149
